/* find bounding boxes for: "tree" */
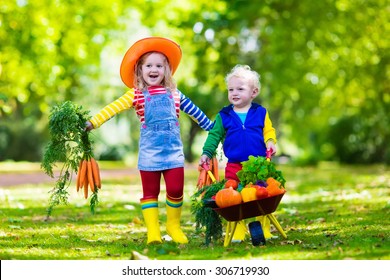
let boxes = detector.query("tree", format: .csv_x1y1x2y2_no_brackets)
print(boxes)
0,0,125,160
1,0,388,164
170,0,390,163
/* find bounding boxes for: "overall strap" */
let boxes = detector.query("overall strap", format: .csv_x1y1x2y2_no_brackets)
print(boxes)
172,89,181,118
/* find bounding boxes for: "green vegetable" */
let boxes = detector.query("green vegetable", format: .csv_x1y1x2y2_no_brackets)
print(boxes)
236,155,286,187
41,101,97,218
191,180,225,246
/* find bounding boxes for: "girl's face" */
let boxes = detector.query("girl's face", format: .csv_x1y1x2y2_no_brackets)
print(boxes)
227,76,258,112
141,52,167,86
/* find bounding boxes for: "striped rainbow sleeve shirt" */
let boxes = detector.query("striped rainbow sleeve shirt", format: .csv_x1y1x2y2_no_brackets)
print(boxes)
90,87,214,131
90,89,135,128
178,90,213,131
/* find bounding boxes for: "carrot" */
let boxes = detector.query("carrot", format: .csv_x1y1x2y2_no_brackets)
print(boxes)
83,174,89,199
78,160,87,190
90,157,101,189
197,168,207,189
76,160,83,192
211,157,219,182
87,159,95,192
205,160,215,186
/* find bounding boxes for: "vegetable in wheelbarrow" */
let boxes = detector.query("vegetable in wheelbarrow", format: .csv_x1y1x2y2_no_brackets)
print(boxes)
215,187,242,208
191,180,225,246
240,186,258,202
266,177,285,196
192,155,287,245
237,155,286,188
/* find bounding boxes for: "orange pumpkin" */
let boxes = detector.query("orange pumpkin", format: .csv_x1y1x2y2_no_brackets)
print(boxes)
215,187,242,208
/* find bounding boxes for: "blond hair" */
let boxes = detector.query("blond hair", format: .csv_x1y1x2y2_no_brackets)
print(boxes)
225,65,261,91
134,52,177,91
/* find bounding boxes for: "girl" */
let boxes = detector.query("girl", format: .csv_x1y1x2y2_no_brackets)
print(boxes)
86,37,213,244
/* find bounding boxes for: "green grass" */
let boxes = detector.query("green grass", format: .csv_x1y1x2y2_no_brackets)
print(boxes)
0,162,389,260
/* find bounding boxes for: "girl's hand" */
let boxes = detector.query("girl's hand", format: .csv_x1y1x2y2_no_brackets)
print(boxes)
85,121,94,132
266,140,277,155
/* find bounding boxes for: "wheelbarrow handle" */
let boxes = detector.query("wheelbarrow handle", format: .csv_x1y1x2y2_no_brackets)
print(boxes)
201,162,217,183
266,148,273,162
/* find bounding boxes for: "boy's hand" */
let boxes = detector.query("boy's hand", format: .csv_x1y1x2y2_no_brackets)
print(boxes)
199,155,211,168
266,140,277,155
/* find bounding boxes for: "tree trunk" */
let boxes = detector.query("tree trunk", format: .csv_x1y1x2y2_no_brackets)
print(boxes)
183,122,201,163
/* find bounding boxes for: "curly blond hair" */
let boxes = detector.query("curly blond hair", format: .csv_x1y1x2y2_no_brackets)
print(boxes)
225,64,261,91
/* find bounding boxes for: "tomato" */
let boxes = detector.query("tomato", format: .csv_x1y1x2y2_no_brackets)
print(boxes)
254,185,268,199
225,179,239,190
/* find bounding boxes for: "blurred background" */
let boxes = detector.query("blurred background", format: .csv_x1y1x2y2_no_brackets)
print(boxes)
1,0,389,165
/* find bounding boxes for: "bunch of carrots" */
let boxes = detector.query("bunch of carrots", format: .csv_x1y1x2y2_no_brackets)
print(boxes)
76,156,102,199
197,157,220,189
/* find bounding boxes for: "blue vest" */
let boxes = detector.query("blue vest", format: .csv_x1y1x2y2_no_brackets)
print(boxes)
220,103,267,163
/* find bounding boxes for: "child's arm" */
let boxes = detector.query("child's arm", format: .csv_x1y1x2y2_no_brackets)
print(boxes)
178,90,214,131
85,121,94,131
88,89,135,129
199,114,225,165
263,111,277,155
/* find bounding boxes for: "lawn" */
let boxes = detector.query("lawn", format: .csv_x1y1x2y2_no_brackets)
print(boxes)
0,161,389,260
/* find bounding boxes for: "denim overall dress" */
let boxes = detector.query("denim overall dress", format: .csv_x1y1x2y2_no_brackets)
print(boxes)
138,89,184,171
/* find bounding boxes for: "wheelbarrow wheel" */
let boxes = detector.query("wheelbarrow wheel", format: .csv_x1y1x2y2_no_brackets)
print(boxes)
248,221,266,246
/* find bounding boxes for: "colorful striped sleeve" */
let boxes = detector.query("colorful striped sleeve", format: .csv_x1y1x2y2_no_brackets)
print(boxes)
90,89,135,128
263,111,277,143
178,90,214,131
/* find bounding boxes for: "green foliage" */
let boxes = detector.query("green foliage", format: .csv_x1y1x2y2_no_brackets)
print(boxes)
191,180,225,245
0,121,45,161
178,0,390,164
237,156,286,187
89,191,99,215
0,0,125,160
328,114,390,164
1,0,389,164
41,101,94,217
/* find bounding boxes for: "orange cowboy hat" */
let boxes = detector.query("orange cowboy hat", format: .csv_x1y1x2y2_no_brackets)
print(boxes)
120,37,182,88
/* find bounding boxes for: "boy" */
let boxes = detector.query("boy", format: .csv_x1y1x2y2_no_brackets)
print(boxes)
199,64,277,240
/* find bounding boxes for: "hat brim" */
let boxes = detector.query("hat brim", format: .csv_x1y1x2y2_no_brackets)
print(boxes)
120,37,182,88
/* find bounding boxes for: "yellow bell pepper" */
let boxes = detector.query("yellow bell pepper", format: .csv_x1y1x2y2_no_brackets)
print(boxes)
240,187,258,202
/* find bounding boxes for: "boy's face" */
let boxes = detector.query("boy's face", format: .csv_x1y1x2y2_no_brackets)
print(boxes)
141,52,166,86
227,77,258,111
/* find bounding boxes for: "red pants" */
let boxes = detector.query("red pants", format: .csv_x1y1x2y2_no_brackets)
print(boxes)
140,167,184,200
224,162,242,181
